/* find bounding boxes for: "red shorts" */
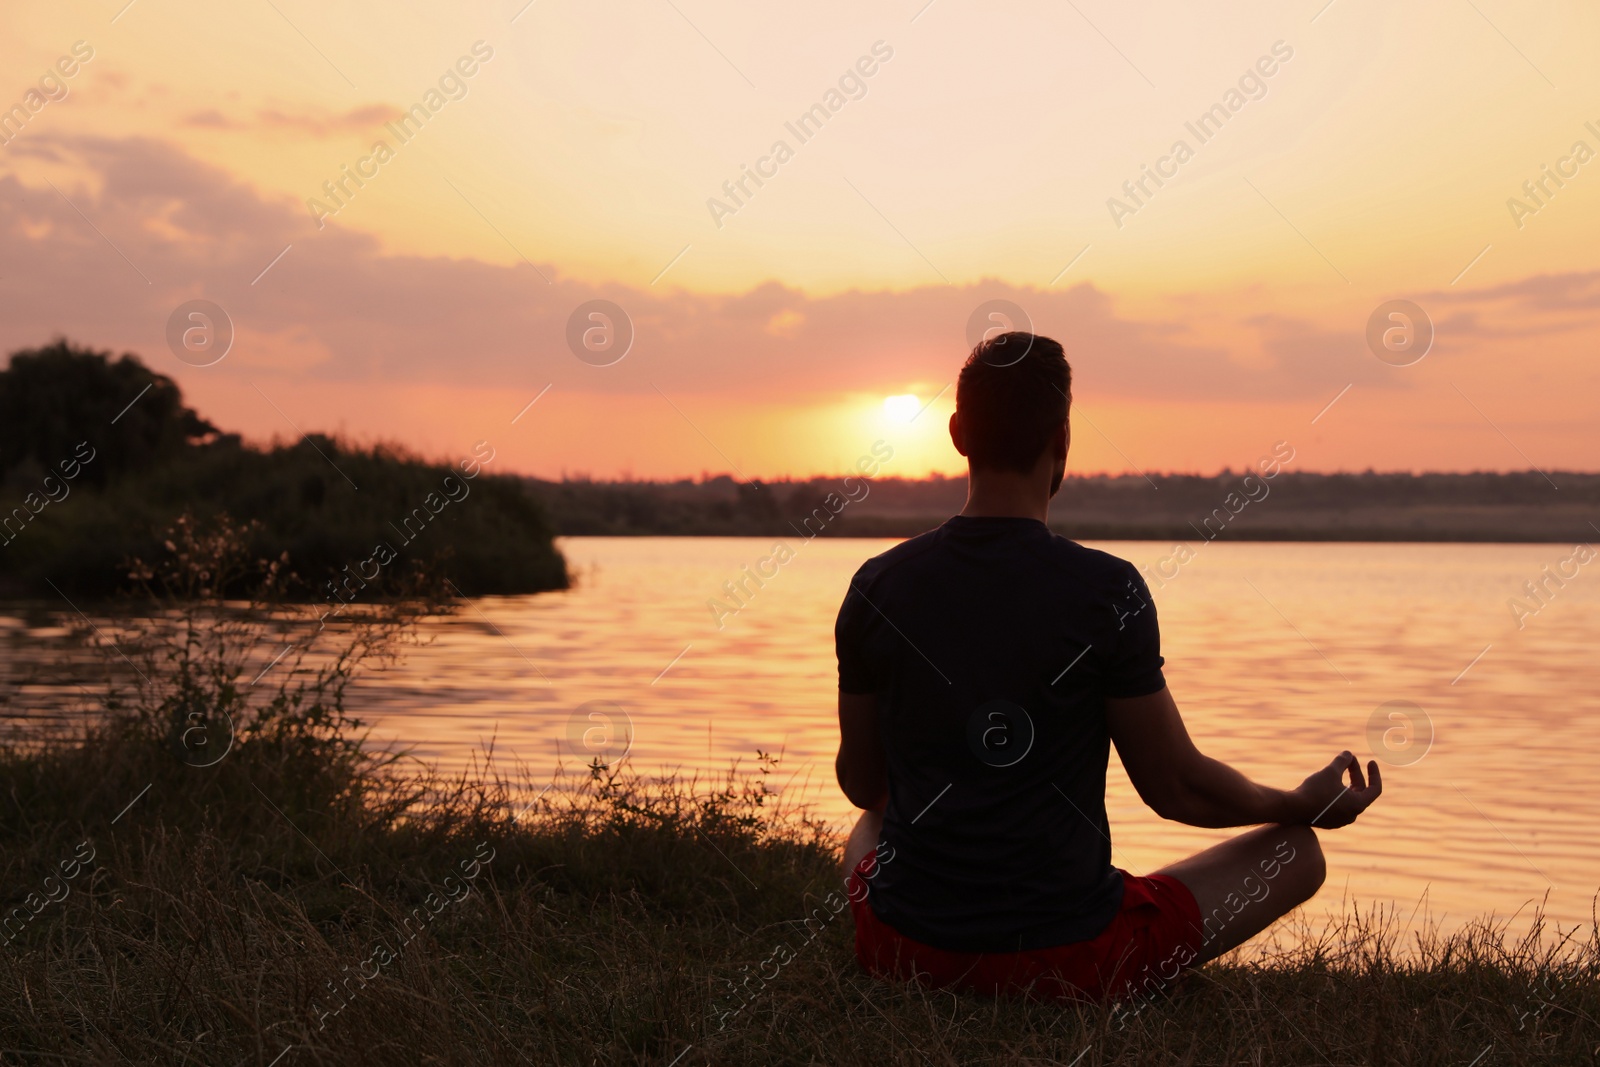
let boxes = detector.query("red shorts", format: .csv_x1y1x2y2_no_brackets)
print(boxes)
848,854,1204,1003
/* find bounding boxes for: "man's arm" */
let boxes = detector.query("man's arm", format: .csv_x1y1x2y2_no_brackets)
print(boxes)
1107,686,1381,829
835,689,887,812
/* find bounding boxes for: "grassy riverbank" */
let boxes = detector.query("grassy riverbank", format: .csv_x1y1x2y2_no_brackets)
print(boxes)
4,734,1597,1064
1,541,1595,1065
4,711,1596,1061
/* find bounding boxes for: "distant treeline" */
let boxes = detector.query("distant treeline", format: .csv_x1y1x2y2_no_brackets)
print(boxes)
0,341,568,599
526,470,1600,543
4,341,1589,602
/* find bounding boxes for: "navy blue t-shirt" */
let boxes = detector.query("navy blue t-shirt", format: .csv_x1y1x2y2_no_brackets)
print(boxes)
834,515,1166,953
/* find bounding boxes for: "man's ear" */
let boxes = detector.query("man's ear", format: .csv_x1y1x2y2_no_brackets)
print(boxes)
948,411,969,457
1056,416,1070,459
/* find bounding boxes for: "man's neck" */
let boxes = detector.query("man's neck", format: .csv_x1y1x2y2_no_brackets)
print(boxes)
959,468,1052,523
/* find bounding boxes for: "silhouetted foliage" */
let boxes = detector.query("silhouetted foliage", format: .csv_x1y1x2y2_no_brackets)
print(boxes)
0,339,217,487
0,341,568,599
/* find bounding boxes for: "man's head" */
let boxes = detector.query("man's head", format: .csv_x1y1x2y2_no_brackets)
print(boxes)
949,331,1072,495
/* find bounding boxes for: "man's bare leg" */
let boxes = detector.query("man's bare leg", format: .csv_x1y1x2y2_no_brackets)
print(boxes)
842,808,883,876
1155,823,1326,963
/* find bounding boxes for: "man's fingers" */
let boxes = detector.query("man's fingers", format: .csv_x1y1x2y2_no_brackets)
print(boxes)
1347,761,1384,818
1347,756,1367,791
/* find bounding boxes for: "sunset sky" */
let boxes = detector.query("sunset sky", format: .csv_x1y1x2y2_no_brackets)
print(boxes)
2,0,1597,479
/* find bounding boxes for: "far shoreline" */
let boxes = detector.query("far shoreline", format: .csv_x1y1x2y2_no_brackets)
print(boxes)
555,528,1594,544
527,470,1599,546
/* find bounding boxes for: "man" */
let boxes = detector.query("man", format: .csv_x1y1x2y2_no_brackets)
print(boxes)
833,331,1381,1002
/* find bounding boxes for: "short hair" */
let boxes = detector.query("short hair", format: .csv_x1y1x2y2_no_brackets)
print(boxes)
955,332,1071,473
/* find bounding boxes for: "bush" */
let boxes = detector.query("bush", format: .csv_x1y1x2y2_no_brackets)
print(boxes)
0,435,567,599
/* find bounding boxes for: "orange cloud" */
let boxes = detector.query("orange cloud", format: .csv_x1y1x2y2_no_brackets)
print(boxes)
181,104,402,137
2,135,1597,478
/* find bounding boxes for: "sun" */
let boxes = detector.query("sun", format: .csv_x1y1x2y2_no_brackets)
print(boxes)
883,393,921,423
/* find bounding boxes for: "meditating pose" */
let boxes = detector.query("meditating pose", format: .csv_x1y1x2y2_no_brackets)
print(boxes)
833,331,1382,1002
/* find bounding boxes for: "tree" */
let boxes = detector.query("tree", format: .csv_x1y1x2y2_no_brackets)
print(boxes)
0,340,217,486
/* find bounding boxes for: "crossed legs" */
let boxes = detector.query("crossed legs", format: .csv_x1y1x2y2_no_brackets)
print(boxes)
841,810,1325,965
1154,822,1326,963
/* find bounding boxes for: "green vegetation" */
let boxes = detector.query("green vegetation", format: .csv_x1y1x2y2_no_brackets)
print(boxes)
1,534,1595,1065
527,471,1600,542
0,340,567,598
0,339,217,487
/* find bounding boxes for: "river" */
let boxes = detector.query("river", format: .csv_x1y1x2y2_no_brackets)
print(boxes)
5,535,1596,939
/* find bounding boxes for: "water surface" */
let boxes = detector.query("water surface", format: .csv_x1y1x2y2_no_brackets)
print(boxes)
6,536,1596,938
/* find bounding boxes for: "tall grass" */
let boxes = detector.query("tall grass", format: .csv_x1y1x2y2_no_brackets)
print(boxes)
1,524,1596,1064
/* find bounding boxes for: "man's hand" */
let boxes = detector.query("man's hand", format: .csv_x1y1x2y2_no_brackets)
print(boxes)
1109,688,1387,829
1294,751,1383,829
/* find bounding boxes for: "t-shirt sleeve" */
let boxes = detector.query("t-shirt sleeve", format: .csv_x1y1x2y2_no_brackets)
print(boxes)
1102,564,1167,698
834,567,881,695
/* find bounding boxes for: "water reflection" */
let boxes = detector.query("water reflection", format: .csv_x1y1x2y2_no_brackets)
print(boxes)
5,536,1596,937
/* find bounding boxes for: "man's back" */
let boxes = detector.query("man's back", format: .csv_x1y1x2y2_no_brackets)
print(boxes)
836,332,1377,1001
835,514,1166,952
